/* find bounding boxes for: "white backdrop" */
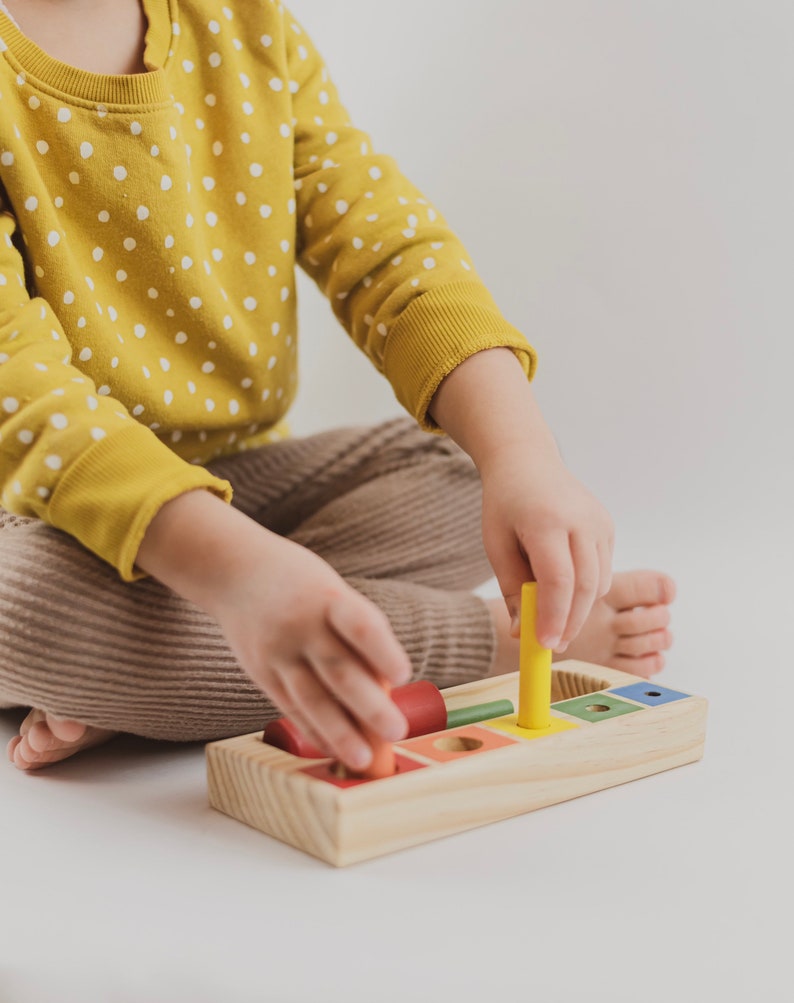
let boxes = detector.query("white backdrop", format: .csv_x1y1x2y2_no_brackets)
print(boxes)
289,0,792,546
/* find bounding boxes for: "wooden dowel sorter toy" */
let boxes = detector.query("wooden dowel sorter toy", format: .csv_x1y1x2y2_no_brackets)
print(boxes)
206,659,708,866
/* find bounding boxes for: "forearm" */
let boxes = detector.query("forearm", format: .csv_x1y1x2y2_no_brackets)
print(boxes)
135,487,411,772
428,347,559,471
431,346,613,650
135,490,267,616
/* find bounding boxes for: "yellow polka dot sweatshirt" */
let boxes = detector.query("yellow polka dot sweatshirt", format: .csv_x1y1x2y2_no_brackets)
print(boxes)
0,0,535,580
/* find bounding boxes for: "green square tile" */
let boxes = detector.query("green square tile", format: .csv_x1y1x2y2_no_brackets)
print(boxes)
551,693,643,723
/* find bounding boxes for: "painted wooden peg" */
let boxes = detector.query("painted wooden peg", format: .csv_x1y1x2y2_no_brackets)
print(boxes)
355,678,397,780
516,581,552,730
445,699,514,729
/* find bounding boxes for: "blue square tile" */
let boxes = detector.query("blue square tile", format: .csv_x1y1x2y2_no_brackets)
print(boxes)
608,682,689,706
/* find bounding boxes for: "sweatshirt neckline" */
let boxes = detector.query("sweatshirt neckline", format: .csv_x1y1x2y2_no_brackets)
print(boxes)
0,0,177,107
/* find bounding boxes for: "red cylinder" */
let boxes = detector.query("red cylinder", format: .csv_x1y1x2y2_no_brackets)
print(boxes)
262,680,447,758
392,680,447,738
262,717,326,759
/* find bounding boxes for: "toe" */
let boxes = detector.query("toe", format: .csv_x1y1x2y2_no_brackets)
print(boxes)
615,604,671,636
7,712,115,770
25,720,65,754
6,734,22,762
11,734,39,769
19,707,45,738
46,715,88,743
12,732,73,769
615,652,666,678
616,628,673,657
609,570,676,612
658,574,676,604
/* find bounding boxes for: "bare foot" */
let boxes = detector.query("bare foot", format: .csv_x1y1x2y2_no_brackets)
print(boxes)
487,570,676,679
6,708,115,771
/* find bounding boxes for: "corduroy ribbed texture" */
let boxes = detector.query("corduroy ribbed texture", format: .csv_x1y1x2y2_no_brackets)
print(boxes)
0,419,495,740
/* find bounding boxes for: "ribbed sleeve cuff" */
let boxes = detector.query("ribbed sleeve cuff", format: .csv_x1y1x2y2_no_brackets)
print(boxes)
383,280,538,430
48,424,233,582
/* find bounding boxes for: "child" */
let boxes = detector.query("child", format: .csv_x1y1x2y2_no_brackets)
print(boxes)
0,0,674,771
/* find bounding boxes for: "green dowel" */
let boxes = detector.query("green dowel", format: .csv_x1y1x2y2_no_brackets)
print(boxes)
446,699,515,730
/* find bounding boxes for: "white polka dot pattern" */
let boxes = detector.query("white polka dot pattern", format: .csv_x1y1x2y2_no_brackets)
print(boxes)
0,0,530,575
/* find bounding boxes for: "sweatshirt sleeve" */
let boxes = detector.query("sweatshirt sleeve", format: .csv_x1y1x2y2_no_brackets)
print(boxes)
0,195,232,581
283,7,537,429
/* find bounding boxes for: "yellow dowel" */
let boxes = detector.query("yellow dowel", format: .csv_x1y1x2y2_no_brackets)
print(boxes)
516,581,552,730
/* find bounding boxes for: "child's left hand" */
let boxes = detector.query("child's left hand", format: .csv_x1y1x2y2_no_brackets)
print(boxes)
478,439,614,651
429,346,614,652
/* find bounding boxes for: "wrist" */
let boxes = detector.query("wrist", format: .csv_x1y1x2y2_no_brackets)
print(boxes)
136,490,266,613
430,347,558,472
477,432,562,481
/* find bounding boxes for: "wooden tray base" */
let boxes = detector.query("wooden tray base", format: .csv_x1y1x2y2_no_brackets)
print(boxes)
206,660,708,866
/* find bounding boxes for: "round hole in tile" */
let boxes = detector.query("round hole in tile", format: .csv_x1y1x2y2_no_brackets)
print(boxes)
433,735,484,753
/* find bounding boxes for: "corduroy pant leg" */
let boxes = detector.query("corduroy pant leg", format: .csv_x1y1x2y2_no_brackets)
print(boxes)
213,417,496,687
0,418,495,740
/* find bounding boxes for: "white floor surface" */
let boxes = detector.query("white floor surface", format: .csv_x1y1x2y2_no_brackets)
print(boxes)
1,524,789,1003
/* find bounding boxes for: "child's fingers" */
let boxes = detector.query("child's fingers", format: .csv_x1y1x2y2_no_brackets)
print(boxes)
596,537,613,599
524,531,574,649
483,529,531,635
326,593,412,687
278,662,375,771
307,637,408,742
264,675,331,757
559,537,600,648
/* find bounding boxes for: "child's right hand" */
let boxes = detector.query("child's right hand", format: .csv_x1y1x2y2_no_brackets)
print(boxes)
210,532,412,770
136,491,411,770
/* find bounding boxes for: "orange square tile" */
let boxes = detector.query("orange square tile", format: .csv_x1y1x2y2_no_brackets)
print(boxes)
398,724,518,763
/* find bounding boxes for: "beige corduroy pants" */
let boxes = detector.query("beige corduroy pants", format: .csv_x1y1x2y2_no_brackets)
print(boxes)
0,418,495,741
